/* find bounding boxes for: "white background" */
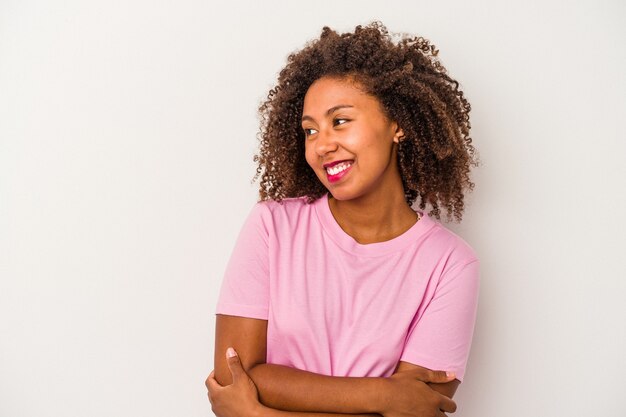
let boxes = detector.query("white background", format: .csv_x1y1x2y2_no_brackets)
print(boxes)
1,1,625,416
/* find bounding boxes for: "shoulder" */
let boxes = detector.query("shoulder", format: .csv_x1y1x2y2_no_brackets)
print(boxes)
247,196,318,229
419,217,480,280
410,220,481,302
436,225,477,262
256,196,311,212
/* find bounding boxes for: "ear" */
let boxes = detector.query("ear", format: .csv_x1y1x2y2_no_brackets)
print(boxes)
392,123,405,144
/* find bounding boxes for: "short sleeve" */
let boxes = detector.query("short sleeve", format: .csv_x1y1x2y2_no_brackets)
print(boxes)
215,203,271,320
400,259,480,382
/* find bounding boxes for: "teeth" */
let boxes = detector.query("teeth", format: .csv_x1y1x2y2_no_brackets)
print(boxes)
326,162,352,175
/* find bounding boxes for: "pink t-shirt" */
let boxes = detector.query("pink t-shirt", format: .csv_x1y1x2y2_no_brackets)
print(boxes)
216,194,480,381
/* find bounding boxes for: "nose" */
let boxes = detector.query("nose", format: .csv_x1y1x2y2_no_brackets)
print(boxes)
314,128,339,156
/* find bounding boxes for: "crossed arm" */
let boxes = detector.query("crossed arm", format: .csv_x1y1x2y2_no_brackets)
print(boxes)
206,314,460,417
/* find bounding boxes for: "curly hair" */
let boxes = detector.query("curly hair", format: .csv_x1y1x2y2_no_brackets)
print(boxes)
253,22,479,222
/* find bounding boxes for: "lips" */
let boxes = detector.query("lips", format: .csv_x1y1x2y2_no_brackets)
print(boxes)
324,160,353,183
323,159,353,169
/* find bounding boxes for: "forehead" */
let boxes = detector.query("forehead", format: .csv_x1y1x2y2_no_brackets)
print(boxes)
302,76,379,113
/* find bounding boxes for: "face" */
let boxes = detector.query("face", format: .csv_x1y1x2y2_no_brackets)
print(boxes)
301,76,404,202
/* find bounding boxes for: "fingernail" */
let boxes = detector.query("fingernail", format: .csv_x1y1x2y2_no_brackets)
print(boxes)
446,371,456,378
226,347,237,358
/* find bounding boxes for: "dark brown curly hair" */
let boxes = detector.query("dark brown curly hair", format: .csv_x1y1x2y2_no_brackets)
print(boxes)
253,22,479,222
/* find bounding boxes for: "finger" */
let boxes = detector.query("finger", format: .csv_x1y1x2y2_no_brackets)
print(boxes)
226,347,245,383
425,369,456,383
205,371,223,394
439,394,457,413
204,371,215,389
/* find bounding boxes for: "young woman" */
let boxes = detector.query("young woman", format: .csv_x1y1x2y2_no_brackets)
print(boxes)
206,22,480,417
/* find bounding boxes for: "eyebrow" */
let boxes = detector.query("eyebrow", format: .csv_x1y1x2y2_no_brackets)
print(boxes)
301,105,354,123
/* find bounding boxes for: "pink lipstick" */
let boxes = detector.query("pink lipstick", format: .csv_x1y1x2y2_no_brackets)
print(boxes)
325,160,353,183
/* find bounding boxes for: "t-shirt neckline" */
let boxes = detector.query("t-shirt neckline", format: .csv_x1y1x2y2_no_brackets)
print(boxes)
313,193,436,257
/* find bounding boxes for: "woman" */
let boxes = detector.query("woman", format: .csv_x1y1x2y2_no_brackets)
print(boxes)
206,22,480,417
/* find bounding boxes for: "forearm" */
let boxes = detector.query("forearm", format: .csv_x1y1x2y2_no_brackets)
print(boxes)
256,406,380,417
248,363,387,414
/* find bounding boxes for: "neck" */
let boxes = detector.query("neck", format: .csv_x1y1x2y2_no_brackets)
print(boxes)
328,184,418,244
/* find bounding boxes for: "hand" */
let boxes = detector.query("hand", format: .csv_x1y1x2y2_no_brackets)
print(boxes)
380,368,457,417
205,347,263,417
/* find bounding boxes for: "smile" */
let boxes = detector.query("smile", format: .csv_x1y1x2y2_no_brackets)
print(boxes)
325,161,353,183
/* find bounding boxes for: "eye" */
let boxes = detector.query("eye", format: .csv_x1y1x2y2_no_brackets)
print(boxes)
303,127,318,136
333,118,349,127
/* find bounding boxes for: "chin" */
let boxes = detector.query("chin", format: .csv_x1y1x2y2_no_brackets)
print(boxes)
327,188,362,202
317,175,364,202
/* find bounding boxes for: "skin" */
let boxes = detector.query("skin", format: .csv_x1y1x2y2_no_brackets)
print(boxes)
302,76,418,243
208,316,459,417
206,76,461,416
